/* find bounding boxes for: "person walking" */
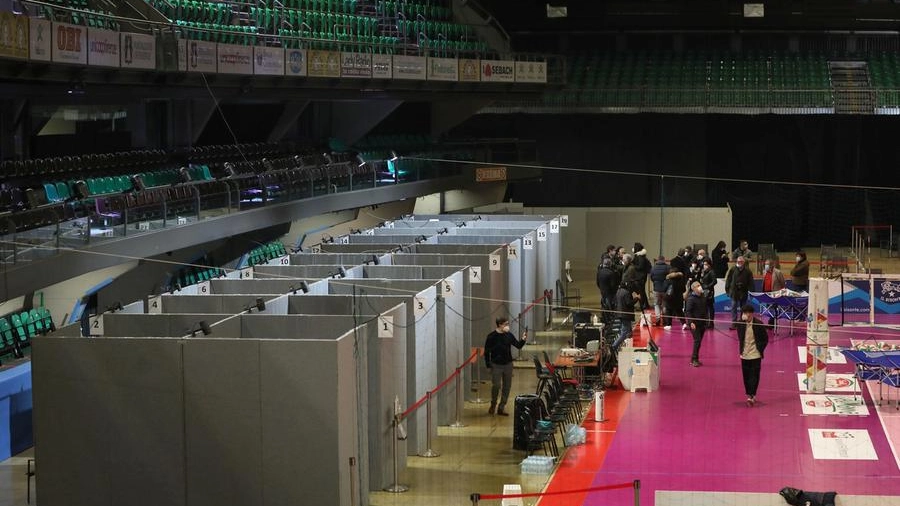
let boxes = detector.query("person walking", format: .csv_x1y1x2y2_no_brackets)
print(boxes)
791,251,810,293
685,281,708,367
736,304,769,406
484,317,527,416
725,255,754,329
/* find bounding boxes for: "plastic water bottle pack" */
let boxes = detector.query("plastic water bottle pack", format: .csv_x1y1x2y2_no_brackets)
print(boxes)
520,455,555,474
564,423,587,446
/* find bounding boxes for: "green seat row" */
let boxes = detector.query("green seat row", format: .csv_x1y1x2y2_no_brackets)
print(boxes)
0,306,53,360
177,266,224,287
247,242,287,266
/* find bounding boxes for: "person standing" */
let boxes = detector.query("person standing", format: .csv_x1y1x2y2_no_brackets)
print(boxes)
732,239,752,263
662,266,686,330
761,259,786,327
484,317,527,416
596,257,618,320
613,282,640,351
791,251,810,293
685,281,708,367
711,240,729,279
699,259,717,328
736,304,769,406
725,255,754,329
650,255,669,326
632,242,652,321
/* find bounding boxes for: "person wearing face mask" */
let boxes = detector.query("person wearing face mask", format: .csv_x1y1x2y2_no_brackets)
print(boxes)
736,304,769,406
699,258,717,327
684,281,708,367
725,256,754,329
711,240,729,278
761,259,786,327
484,317,527,416
613,281,641,350
791,251,809,292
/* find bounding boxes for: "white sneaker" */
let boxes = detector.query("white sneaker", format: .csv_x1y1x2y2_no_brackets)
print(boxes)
682,323,688,330
663,325,672,330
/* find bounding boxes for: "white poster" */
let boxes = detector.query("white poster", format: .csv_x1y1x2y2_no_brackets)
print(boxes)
341,51,372,78
29,17,51,62
796,373,859,392
808,429,877,460
481,59,515,82
87,28,119,68
284,48,307,76
120,32,156,69
427,56,458,81
253,46,284,75
187,39,216,73
177,38,187,71
217,43,252,74
393,54,426,80
52,22,86,65
372,53,392,79
799,394,869,416
515,60,547,83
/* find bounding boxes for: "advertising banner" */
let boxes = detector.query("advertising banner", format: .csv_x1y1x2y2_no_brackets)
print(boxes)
87,28,120,68
458,58,480,82
253,45,284,75
515,60,547,83
427,56,458,81
284,48,307,76
393,54,426,80
120,32,155,69
0,12,29,60
29,17,51,62
372,53,392,79
481,59,515,82
52,22,87,65
187,39,216,73
805,278,830,393
177,38,187,71
217,43,253,74
341,51,372,78
308,49,340,77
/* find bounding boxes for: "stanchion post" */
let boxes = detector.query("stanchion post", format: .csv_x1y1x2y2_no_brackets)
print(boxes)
419,391,441,457
383,415,409,493
471,350,487,404
469,493,480,505
633,480,641,506
450,366,467,428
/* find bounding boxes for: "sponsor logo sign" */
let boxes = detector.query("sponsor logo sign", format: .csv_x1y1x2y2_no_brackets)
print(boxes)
177,38,187,71
284,48,307,76
427,56,458,81
87,28,119,67
481,59,515,82
799,394,869,416
459,58,480,81
515,60,547,83
29,17,51,62
308,49,340,77
187,40,216,73
217,43,252,74
393,54,426,80
120,32,156,69
52,22,86,65
254,46,284,75
0,12,29,60
372,53,392,78
808,429,877,460
475,166,507,182
341,51,372,78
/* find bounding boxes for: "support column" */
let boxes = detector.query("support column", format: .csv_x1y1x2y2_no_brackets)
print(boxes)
430,98,492,137
805,278,830,393
267,100,309,143
126,102,148,149
0,99,28,160
330,100,402,148
168,98,216,149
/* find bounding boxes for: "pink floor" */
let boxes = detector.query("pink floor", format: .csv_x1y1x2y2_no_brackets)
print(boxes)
579,316,900,505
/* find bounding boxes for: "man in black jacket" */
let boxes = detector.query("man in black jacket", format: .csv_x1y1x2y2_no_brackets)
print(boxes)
632,242,652,318
596,257,618,318
736,304,769,406
725,256,754,329
484,317,527,416
613,282,640,351
684,281,708,367
649,255,669,326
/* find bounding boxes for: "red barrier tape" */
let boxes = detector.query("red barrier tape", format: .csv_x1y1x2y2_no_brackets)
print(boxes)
476,481,633,500
399,349,479,421
520,290,552,317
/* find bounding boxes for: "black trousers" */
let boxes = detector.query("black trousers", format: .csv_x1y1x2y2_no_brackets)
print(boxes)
741,358,762,396
690,324,705,361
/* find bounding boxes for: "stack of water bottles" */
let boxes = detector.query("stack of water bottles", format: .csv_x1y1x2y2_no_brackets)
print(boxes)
564,423,587,446
520,455,555,474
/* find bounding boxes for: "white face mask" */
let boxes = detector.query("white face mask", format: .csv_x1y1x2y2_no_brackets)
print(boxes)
764,265,770,272
742,314,751,322
691,263,697,270
796,256,802,262
697,254,704,260
501,325,510,333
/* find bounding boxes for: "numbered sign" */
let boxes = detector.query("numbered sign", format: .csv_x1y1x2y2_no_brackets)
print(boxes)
240,267,254,279
413,296,427,317
385,221,394,229
147,295,162,314
177,216,187,225
507,245,518,260
560,215,569,227
310,244,321,253
469,266,482,284
550,220,560,234
197,280,211,295
442,279,455,296
339,235,350,244
489,254,501,271
364,228,375,236
88,314,104,336
523,233,535,250
378,315,394,338
138,221,150,231
271,255,290,266
537,224,548,242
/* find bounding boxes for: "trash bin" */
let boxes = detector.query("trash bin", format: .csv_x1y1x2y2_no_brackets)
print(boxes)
513,394,541,451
